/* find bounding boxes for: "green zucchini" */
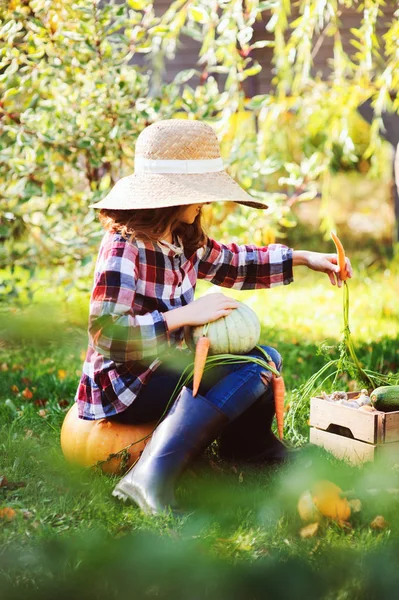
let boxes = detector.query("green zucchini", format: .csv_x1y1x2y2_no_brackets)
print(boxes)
370,386,399,412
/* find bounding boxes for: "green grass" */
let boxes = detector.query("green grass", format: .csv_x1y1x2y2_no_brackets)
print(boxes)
1,262,399,598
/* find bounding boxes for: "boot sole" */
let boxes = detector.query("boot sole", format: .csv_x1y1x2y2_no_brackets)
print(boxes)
112,483,152,514
112,487,133,503
112,483,180,517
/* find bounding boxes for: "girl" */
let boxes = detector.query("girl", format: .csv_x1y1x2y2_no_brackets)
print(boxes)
74,119,352,516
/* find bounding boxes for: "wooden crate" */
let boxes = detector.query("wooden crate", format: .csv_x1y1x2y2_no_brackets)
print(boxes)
309,393,399,465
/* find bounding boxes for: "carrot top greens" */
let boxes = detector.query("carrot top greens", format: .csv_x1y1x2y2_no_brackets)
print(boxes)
286,233,399,445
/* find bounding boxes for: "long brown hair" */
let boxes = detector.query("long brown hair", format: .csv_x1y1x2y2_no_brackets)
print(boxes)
98,206,207,258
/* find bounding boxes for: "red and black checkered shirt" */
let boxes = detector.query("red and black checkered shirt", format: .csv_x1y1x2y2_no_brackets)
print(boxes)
74,231,294,419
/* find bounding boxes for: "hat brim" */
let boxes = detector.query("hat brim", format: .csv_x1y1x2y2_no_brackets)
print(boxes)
88,171,268,210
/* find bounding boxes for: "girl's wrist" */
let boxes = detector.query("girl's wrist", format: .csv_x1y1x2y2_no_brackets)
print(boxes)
163,304,191,331
292,250,310,267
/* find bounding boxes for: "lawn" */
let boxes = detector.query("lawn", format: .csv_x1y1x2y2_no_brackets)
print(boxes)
1,259,399,599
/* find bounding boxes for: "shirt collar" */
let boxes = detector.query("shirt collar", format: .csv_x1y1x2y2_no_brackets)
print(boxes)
157,234,185,257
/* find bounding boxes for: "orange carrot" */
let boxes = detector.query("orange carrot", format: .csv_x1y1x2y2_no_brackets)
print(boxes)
192,336,210,397
331,231,348,281
269,360,285,440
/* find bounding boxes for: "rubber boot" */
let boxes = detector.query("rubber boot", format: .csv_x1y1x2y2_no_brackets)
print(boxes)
217,383,291,464
112,386,228,515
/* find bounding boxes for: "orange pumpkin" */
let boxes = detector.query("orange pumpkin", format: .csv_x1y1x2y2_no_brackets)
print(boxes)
311,480,351,522
60,403,156,475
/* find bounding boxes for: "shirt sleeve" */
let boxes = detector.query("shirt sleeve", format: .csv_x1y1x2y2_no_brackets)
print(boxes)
88,236,170,362
196,237,294,290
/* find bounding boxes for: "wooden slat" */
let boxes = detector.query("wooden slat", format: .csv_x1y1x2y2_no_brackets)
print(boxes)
309,396,380,444
378,440,399,460
309,428,376,465
384,412,399,443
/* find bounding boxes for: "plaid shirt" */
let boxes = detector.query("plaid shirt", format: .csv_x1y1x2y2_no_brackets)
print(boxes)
75,231,294,420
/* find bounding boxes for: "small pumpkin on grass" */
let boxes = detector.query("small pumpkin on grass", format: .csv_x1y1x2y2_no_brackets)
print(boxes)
298,480,351,523
60,404,156,475
312,480,351,522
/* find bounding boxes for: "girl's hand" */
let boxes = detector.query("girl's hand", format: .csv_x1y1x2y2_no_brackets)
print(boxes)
184,293,240,326
293,250,353,287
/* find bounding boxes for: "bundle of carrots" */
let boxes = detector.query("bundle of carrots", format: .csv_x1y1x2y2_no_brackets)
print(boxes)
192,324,210,397
330,231,348,281
192,329,285,439
272,363,286,440
260,360,285,440
331,231,373,389
286,230,399,444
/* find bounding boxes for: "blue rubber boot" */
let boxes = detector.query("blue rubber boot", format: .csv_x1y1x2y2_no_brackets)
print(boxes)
112,386,228,515
217,382,290,464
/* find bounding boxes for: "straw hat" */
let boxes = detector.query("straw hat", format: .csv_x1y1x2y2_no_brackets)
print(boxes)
89,119,268,210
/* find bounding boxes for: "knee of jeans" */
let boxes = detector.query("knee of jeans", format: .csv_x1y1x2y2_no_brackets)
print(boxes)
257,345,283,372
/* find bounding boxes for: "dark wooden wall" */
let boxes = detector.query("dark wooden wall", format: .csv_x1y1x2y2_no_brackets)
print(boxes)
249,3,397,95
131,1,397,96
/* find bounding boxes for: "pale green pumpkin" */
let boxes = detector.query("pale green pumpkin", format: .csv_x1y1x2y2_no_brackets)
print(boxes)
185,301,261,355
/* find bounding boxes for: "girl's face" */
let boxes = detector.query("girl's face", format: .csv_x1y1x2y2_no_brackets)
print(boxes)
178,202,210,224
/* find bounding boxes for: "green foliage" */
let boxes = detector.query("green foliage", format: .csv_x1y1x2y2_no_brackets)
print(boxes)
1,0,154,285
0,0,397,295
3,524,399,598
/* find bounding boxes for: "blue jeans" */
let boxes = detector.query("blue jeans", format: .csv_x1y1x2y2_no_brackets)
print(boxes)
109,345,282,424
